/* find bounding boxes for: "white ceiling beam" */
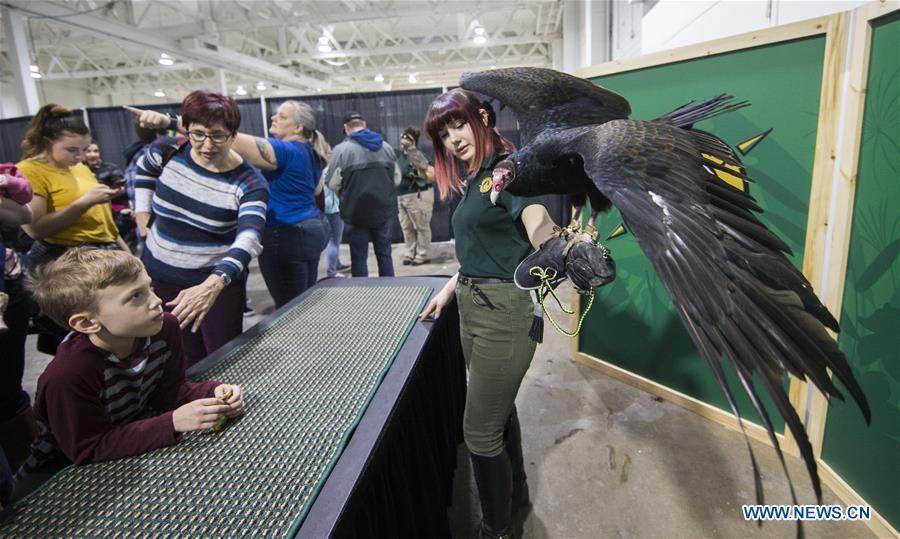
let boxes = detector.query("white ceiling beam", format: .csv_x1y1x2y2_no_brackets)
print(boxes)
5,0,327,92
302,34,548,60
160,1,537,35
43,62,196,80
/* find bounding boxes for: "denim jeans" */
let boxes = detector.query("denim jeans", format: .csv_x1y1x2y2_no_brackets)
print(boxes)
346,220,394,277
324,212,345,277
259,215,328,307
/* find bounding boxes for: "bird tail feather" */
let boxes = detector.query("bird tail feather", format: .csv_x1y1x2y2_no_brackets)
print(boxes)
655,95,750,129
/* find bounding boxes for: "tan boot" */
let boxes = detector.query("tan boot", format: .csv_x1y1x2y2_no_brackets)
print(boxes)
0,291,8,333
0,407,39,473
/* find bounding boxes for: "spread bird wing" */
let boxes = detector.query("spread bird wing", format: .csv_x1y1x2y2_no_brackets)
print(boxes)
460,67,631,144
568,119,871,506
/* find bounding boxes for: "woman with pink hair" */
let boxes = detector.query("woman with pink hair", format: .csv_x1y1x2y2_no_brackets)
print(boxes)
419,88,559,538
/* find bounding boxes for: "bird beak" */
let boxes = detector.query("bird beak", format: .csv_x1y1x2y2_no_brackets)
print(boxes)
490,185,501,205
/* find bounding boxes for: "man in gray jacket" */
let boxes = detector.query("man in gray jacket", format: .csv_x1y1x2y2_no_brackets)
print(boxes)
325,112,400,277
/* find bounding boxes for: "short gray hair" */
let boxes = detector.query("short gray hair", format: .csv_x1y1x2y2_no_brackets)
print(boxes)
280,100,316,133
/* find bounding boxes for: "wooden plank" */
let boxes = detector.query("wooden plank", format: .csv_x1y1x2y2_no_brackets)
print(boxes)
818,460,900,538
803,3,877,463
794,0,899,465
857,0,900,22
779,11,849,458
576,16,831,79
573,351,790,452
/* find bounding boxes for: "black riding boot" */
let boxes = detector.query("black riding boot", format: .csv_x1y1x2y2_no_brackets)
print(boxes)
469,451,513,539
504,407,531,530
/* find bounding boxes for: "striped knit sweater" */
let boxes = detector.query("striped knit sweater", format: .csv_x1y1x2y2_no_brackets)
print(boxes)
134,138,269,287
16,314,220,478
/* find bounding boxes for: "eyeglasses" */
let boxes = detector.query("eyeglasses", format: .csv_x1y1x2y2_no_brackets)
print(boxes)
187,130,233,144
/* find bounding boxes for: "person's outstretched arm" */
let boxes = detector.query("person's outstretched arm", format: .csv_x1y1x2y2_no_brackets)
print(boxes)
124,105,279,171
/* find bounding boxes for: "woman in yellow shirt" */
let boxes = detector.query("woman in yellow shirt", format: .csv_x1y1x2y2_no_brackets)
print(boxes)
17,105,126,269
17,104,126,354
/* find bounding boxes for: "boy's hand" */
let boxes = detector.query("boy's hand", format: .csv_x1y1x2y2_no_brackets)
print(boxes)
172,398,231,432
214,384,245,418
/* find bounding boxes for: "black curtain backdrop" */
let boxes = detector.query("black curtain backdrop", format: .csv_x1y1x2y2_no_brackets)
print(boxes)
235,97,266,139
0,90,569,242
0,117,30,165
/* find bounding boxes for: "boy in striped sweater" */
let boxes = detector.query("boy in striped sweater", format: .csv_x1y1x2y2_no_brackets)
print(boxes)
15,248,244,482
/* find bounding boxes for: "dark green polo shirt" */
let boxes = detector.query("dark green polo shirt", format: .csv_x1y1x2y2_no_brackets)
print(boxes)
396,152,433,195
452,154,544,279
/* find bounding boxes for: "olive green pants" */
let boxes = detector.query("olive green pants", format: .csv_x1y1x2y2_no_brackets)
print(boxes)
456,281,537,457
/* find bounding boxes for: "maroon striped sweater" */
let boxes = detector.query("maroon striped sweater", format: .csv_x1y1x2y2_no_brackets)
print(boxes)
16,313,220,478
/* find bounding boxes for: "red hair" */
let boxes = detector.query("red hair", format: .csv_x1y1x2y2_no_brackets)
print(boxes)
180,90,241,133
424,88,515,200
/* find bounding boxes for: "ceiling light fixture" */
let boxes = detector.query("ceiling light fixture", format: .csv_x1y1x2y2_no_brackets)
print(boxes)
256,81,267,91
29,64,42,79
235,85,248,96
153,89,165,97
374,73,384,82
473,25,487,44
317,36,332,53
408,73,417,84
158,53,174,66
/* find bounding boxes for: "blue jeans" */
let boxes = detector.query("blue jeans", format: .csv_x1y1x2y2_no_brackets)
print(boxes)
324,212,345,277
347,221,394,277
259,216,328,307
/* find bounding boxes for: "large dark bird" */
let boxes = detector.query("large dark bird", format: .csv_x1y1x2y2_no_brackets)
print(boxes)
461,67,870,516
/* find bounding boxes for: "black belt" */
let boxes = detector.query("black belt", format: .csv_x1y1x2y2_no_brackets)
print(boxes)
457,276,513,310
457,276,513,286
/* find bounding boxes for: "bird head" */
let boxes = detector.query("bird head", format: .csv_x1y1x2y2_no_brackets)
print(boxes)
490,158,517,205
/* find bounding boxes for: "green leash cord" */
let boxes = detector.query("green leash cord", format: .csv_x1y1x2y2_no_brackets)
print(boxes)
529,266,596,337
524,224,608,341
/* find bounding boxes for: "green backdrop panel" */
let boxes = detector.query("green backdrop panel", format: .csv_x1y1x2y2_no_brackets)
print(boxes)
580,35,828,432
822,11,900,530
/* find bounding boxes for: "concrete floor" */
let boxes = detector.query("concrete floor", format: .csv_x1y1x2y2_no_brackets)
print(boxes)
20,241,876,539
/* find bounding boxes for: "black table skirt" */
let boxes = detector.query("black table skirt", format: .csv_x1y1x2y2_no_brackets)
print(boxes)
279,277,467,538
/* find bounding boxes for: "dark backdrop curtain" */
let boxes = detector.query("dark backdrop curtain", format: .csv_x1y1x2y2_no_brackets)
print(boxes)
0,117,31,164
235,98,265,139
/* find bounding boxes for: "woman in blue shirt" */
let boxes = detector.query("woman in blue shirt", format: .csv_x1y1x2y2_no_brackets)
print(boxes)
237,101,328,307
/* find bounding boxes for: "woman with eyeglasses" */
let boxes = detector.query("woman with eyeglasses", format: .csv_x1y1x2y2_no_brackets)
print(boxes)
126,91,269,366
127,100,330,308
